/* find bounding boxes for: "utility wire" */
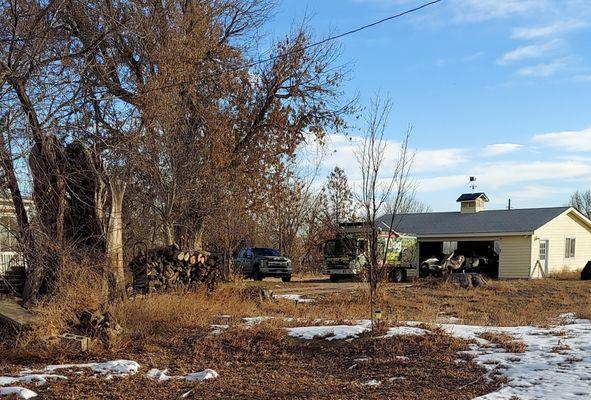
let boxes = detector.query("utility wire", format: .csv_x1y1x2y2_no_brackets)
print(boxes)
94,0,443,101
239,0,443,71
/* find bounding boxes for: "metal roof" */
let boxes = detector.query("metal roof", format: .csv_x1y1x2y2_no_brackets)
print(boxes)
456,193,490,202
377,207,571,237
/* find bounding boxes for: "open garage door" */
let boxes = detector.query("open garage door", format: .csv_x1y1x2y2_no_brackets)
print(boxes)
419,240,500,278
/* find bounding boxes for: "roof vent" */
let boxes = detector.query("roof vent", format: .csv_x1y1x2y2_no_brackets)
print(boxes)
457,193,489,214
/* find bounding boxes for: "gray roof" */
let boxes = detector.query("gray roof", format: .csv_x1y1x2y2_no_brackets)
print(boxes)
456,192,489,202
377,207,571,237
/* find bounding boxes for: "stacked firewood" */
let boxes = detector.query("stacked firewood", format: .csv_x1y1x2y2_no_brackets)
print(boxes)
128,244,222,294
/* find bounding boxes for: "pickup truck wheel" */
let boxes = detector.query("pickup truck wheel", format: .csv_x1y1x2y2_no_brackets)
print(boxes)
281,275,292,283
329,275,340,283
392,268,406,283
253,266,263,281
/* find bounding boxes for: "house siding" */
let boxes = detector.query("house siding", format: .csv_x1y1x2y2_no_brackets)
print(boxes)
533,210,591,274
499,235,532,279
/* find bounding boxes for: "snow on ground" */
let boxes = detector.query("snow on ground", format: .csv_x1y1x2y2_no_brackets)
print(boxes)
382,326,428,337
287,320,371,340
0,374,67,387
0,387,38,399
438,315,591,400
146,368,218,382
242,316,273,326
22,360,140,377
285,313,591,399
210,324,229,335
274,294,315,303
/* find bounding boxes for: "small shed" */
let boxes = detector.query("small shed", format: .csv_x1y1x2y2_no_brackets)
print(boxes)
378,193,591,278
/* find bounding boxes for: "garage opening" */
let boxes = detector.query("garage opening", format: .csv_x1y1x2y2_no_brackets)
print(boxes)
418,240,500,278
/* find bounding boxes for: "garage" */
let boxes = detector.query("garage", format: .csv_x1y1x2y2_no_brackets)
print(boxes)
418,239,500,278
377,192,591,279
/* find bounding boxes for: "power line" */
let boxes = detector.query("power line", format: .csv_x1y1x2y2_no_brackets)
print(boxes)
239,0,443,71
94,0,443,101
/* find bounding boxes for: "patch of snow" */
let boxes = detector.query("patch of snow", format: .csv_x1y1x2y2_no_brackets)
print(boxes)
274,294,315,303
210,324,229,335
242,316,273,326
383,326,428,337
0,374,67,387
389,376,406,382
395,356,409,361
363,379,381,386
185,369,218,381
25,360,140,377
145,369,172,382
287,320,371,340
436,316,591,400
180,389,193,398
353,357,370,362
0,387,37,399
145,368,218,382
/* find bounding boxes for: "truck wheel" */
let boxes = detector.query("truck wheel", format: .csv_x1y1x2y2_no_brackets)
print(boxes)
329,275,340,283
253,266,263,281
392,268,406,283
281,275,292,283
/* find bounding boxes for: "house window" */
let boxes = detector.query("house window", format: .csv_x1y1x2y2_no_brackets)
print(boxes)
442,241,458,254
565,238,576,259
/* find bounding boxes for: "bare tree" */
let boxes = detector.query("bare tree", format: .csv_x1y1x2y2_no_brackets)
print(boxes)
570,190,591,219
355,94,414,330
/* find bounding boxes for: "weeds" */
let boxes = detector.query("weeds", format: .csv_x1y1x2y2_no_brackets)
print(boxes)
478,332,526,353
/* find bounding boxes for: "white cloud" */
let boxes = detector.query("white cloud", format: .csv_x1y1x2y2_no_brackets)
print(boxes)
482,143,523,156
473,161,591,189
450,0,549,22
512,20,590,39
532,125,591,152
497,39,561,65
516,58,569,77
506,185,571,202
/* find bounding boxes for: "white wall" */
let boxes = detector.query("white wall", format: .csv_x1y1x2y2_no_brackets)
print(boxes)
533,210,591,274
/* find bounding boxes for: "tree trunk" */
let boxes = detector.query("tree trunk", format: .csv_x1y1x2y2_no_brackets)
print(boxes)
0,125,39,303
107,178,127,299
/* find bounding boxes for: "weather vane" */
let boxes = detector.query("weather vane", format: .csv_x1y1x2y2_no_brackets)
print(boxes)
469,176,477,193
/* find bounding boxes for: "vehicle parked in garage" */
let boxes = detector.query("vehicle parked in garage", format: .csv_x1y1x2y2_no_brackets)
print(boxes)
234,247,293,282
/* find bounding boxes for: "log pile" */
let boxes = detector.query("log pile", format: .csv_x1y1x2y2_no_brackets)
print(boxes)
443,273,487,289
128,244,222,294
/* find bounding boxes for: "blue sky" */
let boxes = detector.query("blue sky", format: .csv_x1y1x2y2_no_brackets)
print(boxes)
265,0,591,212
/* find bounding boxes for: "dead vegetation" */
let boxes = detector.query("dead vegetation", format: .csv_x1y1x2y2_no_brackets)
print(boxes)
1,323,504,400
478,332,526,353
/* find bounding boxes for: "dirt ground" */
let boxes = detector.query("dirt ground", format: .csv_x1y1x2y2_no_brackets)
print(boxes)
1,276,589,399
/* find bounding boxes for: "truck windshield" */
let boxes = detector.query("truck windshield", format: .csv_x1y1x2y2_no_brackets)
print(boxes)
324,238,356,256
253,248,281,257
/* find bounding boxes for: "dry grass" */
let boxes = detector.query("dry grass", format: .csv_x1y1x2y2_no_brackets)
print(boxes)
3,325,503,399
478,332,527,353
549,267,582,281
1,277,589,398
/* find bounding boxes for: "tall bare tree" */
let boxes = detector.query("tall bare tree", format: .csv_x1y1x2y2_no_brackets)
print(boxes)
355,94,414,330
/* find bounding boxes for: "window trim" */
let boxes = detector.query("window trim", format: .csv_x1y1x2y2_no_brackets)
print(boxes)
565,237,576,259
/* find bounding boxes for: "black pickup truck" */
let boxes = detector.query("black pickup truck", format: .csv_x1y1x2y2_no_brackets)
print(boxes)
234,247,293,282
